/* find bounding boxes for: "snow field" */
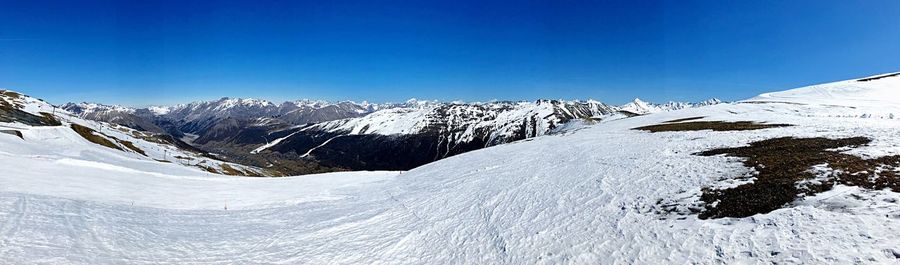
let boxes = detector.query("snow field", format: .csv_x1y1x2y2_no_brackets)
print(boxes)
3,74,900,263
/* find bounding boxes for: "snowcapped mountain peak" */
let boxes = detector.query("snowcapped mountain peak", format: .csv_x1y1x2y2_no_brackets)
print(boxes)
403,98,439,108
291,99,331,108
617,98,724,115
62,102,136,115
535,98,562,105
618,98,660,115
698,98,722,105
61,102,166,133
147,106,172,115
630,98,652,108
215,97,274,110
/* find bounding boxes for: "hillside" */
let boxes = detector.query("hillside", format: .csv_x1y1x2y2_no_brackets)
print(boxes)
253,98,719,170
66,96,720,174
2,72,900,263
1,90,268,177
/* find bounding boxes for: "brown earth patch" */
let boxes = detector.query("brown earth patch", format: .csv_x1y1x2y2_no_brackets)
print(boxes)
217,163,265,177
71,124,123,151
118,140,147,156
695,137,900,219
635,121,792,132
0,129,23,139
38,112,61,126
1,90,20,98
0,104,61,126
0,91,23,109
199,165,220,174
219,164,244,176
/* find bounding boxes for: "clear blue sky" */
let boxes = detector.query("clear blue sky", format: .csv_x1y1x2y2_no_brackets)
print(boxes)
1,0,898,106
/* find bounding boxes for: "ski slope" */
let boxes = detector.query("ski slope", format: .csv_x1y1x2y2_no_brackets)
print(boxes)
3,73,900,263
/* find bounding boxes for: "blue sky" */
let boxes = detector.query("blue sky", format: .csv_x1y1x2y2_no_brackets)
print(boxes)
1,0,898,106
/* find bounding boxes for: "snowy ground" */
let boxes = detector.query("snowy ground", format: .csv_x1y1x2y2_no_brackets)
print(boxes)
3,74,900,264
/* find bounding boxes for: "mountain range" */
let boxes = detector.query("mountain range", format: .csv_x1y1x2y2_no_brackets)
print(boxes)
63,97,721,174
3,72,900,263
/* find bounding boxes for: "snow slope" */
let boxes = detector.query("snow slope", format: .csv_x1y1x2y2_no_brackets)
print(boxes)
2,90,265,176
3,73,900,263
746,72,900,118
0,125,397,210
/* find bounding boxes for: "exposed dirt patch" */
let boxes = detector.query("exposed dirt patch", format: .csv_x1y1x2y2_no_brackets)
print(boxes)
634,121,792,132
0,91,23,109
0,129,23,139
0,90,20,98
38,112,61,126
215,164,264,177
695,137,900,219
0,105,61,126
663,116,705,123
118,140,147,156
71,124,146,156
219,164,244,176
173,155,194,160
199,165,220,174
71,124,123,151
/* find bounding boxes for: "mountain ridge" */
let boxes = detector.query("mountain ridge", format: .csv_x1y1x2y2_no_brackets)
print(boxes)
62,96,723,173
4,72,900,263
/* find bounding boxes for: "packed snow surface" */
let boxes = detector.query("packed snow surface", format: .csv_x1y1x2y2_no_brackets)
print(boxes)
747,72,900,118
3,74,900,263
750,72,900,106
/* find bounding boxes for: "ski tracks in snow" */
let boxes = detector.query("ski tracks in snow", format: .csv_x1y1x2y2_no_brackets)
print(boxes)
0,196,27,253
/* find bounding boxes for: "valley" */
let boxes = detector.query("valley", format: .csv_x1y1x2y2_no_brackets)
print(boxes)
64,97,721,174
2,72,900,263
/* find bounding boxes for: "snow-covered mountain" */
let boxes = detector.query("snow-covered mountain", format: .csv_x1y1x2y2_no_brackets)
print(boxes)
69,96,719,138
63,96,721,173
2,90,268,177
3,72,900,263
618,98,722,115
62,102,136,114
66,97,380,131
296,97,721,140
254,98,720,170
147,97,385,124
63,102,167,133
64,97,382,151
307,99,616,141
253,99,620,170
115,98,376,137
